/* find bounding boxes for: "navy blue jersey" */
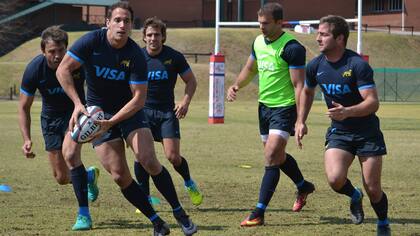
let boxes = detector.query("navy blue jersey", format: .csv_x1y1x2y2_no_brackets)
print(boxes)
68,29,147,113
142,45,190,111
20,54,85,116
251,38,306,68
306,49,379,130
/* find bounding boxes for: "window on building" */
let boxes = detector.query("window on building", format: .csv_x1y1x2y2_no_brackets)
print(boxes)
372,0,385,12
389,0,402,11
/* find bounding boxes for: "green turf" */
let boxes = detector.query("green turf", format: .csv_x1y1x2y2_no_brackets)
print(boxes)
1,100,420,235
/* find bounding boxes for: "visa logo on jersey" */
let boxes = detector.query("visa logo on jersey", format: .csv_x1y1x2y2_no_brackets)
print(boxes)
94,66,126,80
321,84,351,95
148,70,169,80
257,61,275,71
48,87,65,95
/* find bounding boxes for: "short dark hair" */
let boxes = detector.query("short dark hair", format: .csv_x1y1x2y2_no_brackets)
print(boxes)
40,26,68,51
258,2,283,21
320,15,350,46
106,1,134,22
142,16,167,43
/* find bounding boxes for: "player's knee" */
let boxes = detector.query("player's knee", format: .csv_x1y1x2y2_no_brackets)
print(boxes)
138,157,161,175
137,147,155,162
167,153,181,166
364,183,382,201
110,170,130,187
62,147,77,161
54,173,70,185
327,175,346,190
264,150,283,165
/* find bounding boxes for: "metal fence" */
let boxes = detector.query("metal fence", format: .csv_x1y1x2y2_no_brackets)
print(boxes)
311,68,420,103
4,68,420,102
374,68,420,102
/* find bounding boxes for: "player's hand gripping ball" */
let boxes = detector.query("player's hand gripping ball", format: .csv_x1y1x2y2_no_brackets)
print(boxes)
70,106,104,143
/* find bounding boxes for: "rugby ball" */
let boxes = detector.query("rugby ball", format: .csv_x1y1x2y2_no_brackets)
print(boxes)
70,106,104,143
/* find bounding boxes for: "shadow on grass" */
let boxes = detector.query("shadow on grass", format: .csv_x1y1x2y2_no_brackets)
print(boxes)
95,219,228,232
320,216,420,225
95,219,153,230
195,207,302,213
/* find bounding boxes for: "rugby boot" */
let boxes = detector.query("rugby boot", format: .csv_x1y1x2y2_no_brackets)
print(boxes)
174,209,198,235
87,166,100,202
185,181,203,206
293,181,315,212
377,224,391,236
350,188,364,224
240,211,264,227
72,214,92,231
153,220,170,236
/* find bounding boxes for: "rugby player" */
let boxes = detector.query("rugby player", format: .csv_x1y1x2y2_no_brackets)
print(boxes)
57,3,196,235
227,2,315,227
133,16,202,207
18,26,99,204
295,15,390,236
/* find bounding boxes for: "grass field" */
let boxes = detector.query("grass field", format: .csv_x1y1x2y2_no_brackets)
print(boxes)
1,100,420,235
1,27,420,235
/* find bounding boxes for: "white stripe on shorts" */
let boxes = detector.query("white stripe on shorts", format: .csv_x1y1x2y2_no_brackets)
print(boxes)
260,129,290,142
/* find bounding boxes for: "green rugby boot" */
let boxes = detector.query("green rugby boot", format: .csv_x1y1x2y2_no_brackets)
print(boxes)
185,181,203,206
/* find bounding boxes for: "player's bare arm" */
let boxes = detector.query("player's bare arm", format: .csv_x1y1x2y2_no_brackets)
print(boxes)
175,70,197,119
56,54,87,130
227,56,258,102
327,88,379,121
18,93,36,158
295,86,316,149
289,68,305,108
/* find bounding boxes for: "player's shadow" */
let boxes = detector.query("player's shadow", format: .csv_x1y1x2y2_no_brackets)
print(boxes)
320,216,420,225
94,219,152,230
95,219,228,232
196,207,300,213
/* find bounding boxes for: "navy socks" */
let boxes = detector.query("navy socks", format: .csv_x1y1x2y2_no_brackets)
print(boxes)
255,165,281,216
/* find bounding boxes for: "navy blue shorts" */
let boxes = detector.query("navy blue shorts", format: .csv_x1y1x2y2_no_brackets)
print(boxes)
144,108,180,142
92,109,150,147
40,112,71,151
258,103,296,136
325,126,387,157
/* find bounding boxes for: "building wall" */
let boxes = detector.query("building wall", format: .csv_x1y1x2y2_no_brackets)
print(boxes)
362,0,420,31
405,0,420,30
130,0,204,28
82,6,106,25
30,4,83,31
129,0,355,27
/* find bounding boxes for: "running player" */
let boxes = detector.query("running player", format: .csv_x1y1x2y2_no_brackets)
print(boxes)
18,25,99,202
56,2,196,235
134,16,202,207
295,15,390,236
227,2,315,227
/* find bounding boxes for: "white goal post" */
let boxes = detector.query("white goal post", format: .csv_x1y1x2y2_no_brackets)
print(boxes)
208,0,364,124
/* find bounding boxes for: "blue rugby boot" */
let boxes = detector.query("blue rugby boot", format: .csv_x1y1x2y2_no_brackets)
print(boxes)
72,215,92,231
87,166,100,202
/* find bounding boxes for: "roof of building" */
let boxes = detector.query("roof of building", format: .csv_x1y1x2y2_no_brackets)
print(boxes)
48,0,119,6
0,0,118,25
